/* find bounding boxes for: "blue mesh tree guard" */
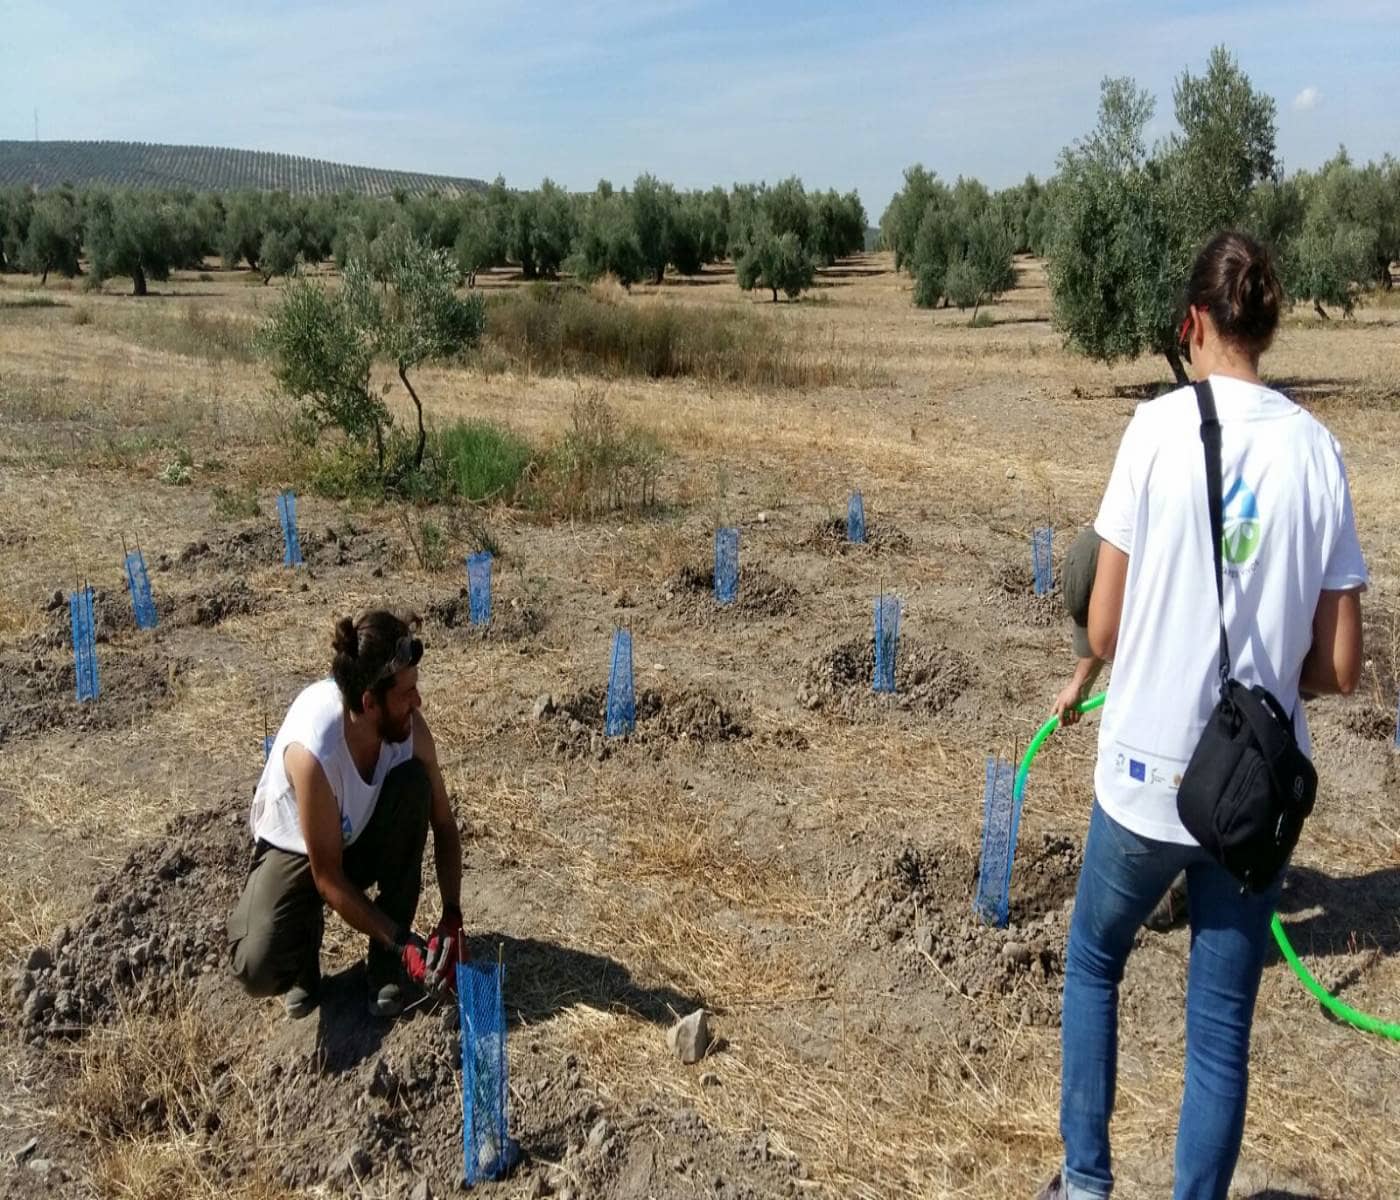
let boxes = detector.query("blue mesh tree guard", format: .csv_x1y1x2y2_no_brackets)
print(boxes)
277,491,303,567
605,629,636,737
974,756,1021,927
847,492,866,544
1032,526,1053,596
123,549,158,630
467,552,493,625
70,587,99,703
714,527,739,607
458,961,516,1185
872,595,901,693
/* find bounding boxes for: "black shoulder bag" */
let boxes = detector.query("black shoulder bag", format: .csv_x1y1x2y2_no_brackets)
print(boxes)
1175,379,1317,893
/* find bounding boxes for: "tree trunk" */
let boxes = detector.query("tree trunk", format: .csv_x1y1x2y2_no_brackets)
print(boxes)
399,363,426,470
1165,344,1189,386
40,265,49,286
372,417,385,475
770,286,778,303
971,298,981,323
1313,300,1330,320
132,265,147,297
653,265,665,285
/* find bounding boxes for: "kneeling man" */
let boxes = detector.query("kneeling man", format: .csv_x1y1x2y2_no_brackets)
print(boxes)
228,610,462,1018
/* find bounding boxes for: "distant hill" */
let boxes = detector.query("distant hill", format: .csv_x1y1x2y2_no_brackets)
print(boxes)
0,140,486,198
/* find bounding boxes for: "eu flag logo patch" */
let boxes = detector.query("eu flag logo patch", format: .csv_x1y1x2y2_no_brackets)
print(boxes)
1129,759,1147,782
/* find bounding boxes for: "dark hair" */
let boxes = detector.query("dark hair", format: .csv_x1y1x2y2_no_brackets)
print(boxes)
1185,230,1284,354
330,610,418,713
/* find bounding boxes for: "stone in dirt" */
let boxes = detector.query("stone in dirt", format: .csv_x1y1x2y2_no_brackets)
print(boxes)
533,693,556,720
668,1010,713,1064
332,1146,373,1183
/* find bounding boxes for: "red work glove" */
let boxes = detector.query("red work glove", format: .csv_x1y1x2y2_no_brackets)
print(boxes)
426,904,463,992
396,931,445,994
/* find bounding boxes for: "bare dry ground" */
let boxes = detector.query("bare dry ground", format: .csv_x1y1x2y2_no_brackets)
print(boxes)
1,255,1398,1199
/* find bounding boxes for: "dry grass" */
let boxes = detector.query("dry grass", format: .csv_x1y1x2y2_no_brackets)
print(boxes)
54,1001,295,1199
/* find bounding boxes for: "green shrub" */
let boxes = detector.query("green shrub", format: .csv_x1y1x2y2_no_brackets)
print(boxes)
158,447,193,485
436,421,534,503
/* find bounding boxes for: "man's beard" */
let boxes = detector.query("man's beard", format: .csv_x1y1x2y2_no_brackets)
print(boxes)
377,710,411,744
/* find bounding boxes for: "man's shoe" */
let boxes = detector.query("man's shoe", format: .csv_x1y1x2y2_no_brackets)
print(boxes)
368,981,405,1018
1144,871,1189,932
1032,1171,1066,1200
284,962,321,1019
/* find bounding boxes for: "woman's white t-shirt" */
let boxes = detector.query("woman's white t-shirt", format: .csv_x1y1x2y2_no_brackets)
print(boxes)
1093,375,1367,845
249,678,415,854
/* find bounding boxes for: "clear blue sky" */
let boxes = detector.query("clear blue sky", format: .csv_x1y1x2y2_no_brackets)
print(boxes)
3,0,1397,216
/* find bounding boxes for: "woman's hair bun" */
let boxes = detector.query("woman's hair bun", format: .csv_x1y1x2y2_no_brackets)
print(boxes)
1186,231,1282,352
331,616,359,659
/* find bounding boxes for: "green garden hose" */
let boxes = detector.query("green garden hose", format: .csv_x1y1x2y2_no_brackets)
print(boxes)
1017,691,1400,1042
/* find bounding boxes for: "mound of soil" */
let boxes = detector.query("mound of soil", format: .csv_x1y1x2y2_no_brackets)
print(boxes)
170,520,395,574
28,581,260,652
798,637,973,718
982,561,1060,629
658,563,799,622
535,686,751,759
425,587,546,641
804,516,912,556
0,646,181,747
7,808,246,1041
1343,703,1399,743
5,808,803,1199
845,834,1082,1026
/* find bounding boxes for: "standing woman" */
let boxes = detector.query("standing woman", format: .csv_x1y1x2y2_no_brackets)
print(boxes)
1037,231,1367,1200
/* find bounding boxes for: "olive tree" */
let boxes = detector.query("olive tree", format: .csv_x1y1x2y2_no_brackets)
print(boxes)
570,191,645,286
263,274,387,468
265,236,485,478
86,191,200,296
345,238,486,470
1048,49,1277,383
736,227,814,302
20,190,83,284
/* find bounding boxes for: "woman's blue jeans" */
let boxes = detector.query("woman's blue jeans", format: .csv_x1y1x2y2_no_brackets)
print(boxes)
1059,802,1280,1200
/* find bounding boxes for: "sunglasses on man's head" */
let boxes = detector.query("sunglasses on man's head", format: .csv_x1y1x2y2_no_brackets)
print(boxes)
374,635,423,684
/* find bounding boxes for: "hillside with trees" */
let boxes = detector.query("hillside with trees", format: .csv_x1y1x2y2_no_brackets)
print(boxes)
0,140,485,197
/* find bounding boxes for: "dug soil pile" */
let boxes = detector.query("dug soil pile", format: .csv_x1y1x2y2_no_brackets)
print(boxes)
657,563,799,623
533,686,751,759
798,637,974,719
845,834,1082,1028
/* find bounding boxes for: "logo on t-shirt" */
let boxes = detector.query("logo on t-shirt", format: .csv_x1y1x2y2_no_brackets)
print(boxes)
340,811,353,842
1222,478,1261,566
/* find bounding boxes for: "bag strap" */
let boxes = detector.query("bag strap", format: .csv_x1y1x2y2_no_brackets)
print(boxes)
1194,379,1231,695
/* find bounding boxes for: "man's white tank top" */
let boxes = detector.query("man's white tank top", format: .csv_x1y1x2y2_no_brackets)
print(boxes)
249,678,415,855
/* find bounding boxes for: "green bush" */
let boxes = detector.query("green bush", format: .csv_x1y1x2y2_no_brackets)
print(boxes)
436,421,534,503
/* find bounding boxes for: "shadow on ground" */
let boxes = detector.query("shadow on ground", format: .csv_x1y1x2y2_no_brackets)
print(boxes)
1276,863,1400,962
480,932,704,1027
308,934,703,1077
